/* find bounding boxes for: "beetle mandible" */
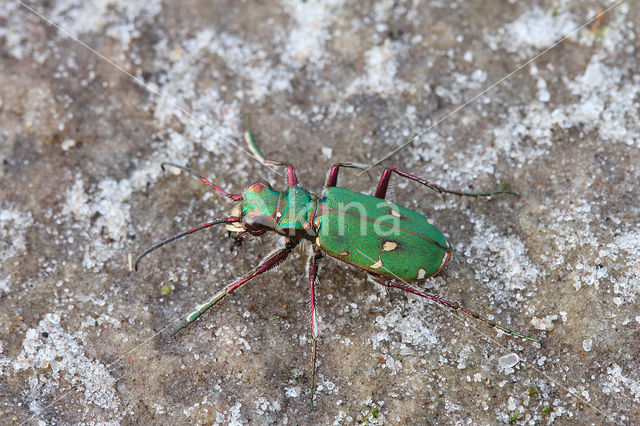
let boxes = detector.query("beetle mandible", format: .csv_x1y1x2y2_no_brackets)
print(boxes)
135,115,540,409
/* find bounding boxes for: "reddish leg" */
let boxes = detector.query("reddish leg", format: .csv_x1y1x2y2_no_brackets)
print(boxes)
373,277,539,342
263,162,298,188
173,240,299,335
307,249,322,410
324,163,369,189
257,160,299,187
161,162,244,201
285,165,298,187
374,168,518,199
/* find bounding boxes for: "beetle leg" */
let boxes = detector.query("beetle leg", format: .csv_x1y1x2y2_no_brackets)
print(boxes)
324,163,371,189
307,248,322,410
227,231,247,251
374,168,518,199
372,277,540,343
173,240,299,335
286,165,298,187
244,114,299,187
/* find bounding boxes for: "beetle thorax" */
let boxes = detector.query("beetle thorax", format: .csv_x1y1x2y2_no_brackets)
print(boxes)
275,187,317,237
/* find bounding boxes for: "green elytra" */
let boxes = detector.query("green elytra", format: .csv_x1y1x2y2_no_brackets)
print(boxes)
135,115,540,410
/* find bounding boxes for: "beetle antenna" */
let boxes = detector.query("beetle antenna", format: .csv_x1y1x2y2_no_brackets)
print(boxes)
161,162,243,201
323,162,374,188
134,217,239,270
342,162,374,183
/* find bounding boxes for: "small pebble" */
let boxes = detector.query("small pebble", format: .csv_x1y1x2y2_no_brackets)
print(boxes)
499,353,520,369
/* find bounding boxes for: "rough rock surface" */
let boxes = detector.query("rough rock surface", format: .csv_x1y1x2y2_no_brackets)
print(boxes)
1,1,638,424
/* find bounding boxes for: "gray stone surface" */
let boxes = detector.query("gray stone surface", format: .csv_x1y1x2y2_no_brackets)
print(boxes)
1,0,639,424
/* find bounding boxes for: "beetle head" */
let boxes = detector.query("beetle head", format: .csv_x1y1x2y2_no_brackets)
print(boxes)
226,181,279,236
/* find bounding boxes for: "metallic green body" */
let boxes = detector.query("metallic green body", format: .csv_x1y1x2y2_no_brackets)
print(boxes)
316,187,450,281
277,187,317,232
240,184,318,236
240,183,450,282
242,183,279,217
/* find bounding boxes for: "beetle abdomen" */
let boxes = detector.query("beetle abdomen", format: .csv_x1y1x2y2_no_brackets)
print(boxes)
315,187,450,281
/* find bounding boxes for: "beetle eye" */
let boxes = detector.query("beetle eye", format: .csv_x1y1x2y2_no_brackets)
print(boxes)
245,225,266,236
243,216,269,236
249,180,272,189
244,221,265,232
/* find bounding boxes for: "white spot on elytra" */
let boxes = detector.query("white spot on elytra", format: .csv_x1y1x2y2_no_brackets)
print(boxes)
370,258,383,269
390,209,401,218
439,251,450,270
382,241,397,251
337,251,349,256
315,237,321,246
417,268,426,279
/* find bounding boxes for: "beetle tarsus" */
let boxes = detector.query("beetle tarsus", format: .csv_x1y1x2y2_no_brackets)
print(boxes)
373,277,540,343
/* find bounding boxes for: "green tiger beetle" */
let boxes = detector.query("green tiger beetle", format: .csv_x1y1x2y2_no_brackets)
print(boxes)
135,115,540,410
